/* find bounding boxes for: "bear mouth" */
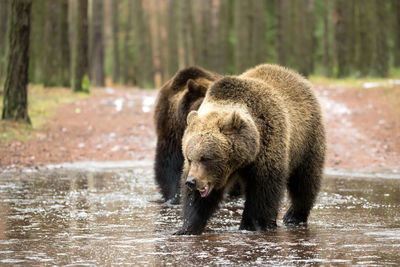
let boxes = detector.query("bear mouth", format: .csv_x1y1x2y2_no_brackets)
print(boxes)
198,184,210,197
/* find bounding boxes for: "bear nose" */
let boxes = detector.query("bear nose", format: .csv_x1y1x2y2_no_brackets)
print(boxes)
185,177,197,189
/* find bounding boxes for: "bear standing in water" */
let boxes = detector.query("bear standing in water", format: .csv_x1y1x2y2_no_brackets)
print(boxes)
176,64,326,235
154,67,221,204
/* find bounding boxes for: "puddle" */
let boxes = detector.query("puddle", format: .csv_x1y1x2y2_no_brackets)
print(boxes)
0,166,399,265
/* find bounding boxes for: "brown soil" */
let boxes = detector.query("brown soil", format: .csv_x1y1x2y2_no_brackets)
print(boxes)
1,84,399,173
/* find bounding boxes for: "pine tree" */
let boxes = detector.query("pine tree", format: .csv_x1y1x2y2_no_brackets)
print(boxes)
394,0,400,67
166,0,179,78
59,0,70,87
322,0,333,77
43,0,61,87
28,0,45,84
111,0,120,84
2,0,32,123
372,0,389,77
0,0,9,84
90,0,105,86
335,0,355,77
72,0,89,92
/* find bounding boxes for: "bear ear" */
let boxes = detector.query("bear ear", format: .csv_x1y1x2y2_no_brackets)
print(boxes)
219,111,245,134
187,79,207,96
187,110,198,125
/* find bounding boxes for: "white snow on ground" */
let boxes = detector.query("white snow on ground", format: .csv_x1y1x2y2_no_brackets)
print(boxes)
363,80,400,88
319,93,364,140
319,95,352,117
106,87,115,94
113,98,124,112
142,96,156,113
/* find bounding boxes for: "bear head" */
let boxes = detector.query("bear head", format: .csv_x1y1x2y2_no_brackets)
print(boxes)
182,107,260,197
154,67,221,138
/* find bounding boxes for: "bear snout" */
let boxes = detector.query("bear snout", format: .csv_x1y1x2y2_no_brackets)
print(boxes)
185,177,197,190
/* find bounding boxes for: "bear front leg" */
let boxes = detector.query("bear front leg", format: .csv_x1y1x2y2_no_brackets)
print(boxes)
154,141,183,204
175,188,224,235
284,150,324,225
239,166,285,231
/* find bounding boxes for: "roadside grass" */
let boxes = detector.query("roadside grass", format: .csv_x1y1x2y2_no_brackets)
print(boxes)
0,84,89,141
310,67,400,87
309,76,400,88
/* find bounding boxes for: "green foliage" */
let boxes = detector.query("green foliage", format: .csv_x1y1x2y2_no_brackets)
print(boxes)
309,73,400,87
3,0,399,93
81,74,90,93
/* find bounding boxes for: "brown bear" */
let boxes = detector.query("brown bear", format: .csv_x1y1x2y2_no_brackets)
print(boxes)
176,64,326,235
154,66,221,204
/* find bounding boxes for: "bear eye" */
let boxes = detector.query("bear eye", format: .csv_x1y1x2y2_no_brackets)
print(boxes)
200,156,210,162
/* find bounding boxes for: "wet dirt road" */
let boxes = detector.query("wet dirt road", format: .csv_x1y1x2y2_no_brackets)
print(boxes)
0,164,399,266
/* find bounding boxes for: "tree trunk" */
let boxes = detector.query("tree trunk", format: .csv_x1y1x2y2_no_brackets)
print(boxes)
111,0,120,84
133,0,154,88
122,0,133,85
372,0,389,77
394,0,400,67
276,0,290,67
90,0,105,86
215,0,231,74
295,0,315,76
179,0,195,68
28,0,45,84
72,0,89,92
234,0,251,73
2,0,31,123
150,0,164,87
0,0,9,83
43,0,60,87
166,0,179,78
59,0,70,87
249,0,267,67
200,0,215,71
334,0,354,77
355,0,374,76
322,0,333,77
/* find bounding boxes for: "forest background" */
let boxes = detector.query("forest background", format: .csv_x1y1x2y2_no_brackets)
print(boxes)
0,0,399,169
0,0,399,93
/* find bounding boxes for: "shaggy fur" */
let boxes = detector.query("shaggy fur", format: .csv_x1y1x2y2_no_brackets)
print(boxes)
154,66,221,204
176,64,326,235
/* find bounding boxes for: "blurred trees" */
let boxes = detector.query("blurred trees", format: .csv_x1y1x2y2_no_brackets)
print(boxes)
72,0,89,92
394,0,400,67
111,0,119,84
0,0,400,97
2,0,31,123
0,0,9,85
90,0,105,86
235,0,267,73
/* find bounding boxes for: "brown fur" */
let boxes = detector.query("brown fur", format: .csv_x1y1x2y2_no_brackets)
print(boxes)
176,64,326,235
153,66,221,203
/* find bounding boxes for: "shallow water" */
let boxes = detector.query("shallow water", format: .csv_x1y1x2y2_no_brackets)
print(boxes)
0,165,399,266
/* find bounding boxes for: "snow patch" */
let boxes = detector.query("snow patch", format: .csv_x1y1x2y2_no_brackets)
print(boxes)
142,96,155,113
113,98,124,112
363,80,400,89
106,87,115,94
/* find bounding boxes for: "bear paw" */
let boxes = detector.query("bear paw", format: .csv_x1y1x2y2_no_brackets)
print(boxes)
283,208,308,226
165,195,180,205
173,228,202,235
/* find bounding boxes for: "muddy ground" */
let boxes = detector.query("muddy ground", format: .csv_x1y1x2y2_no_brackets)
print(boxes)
0,83,399,173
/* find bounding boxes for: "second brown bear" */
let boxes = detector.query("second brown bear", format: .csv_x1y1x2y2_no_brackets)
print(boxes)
154,67,221,204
